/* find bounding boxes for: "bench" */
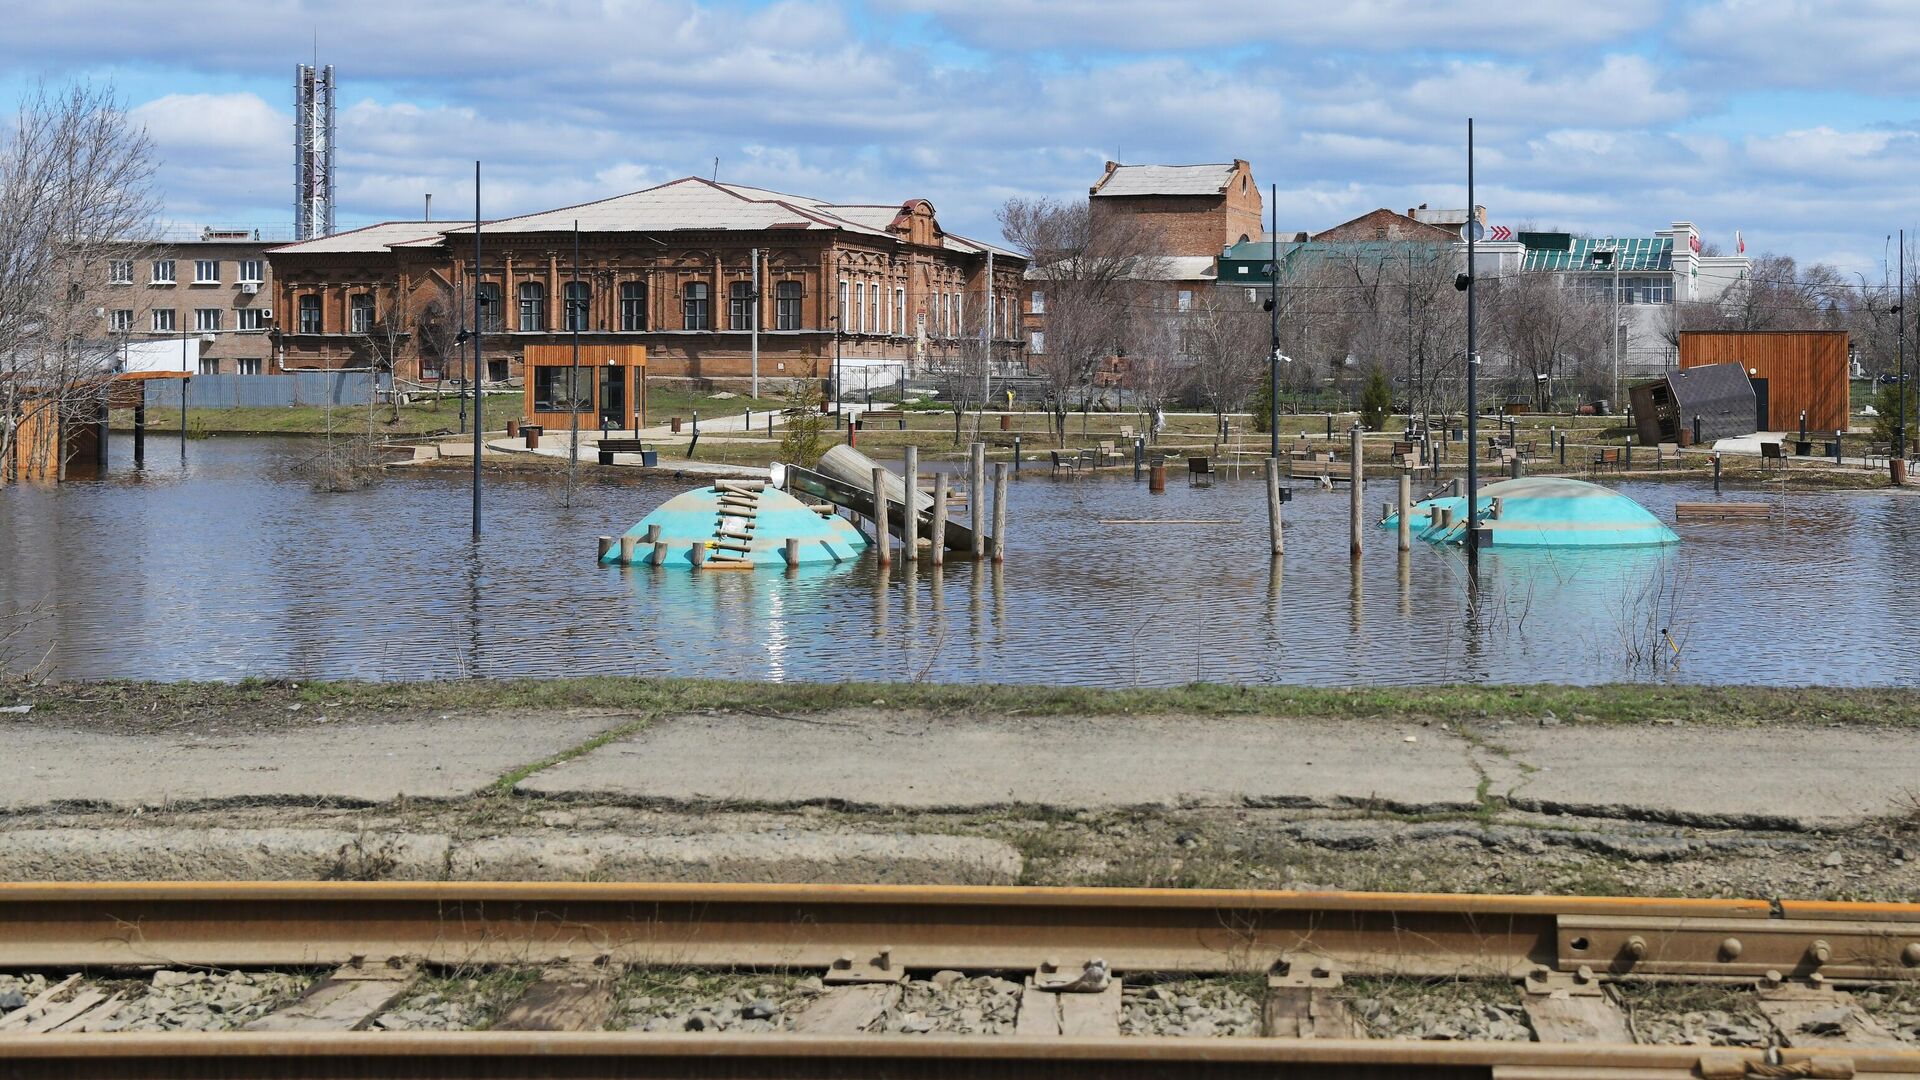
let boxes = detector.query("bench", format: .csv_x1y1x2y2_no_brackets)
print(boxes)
1188,456,1215,486
1589,448,1622,473
858,409,907,430
1675,502,1774,521
1390,441,1424,468
1095,440,1125,465
596,438,655,465
1655,442,1681,469
1050,449,1079,476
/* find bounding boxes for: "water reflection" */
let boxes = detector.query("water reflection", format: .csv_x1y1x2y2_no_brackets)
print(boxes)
1,434,1917,687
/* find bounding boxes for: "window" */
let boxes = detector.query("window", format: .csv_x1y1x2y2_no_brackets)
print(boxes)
350,293,374,334
237,357,262,375
298,294,322,334
108,309,133,332
518,282,545,331
854,282,865,334
194,259,220,284
198,357,220,375
682,282,710,330
418,356,442,381
109,260,133,285
620,281,647,331
152,308,176,332
870,283,880,334
728,281,755,331
476,283,503,332
955,292,964,336
237,308,266,331
531,367,590,412
895,288,906,335
1030,330,1045,354
195,308,222,332
238,260,264,283
775,281,801,330
1177,289,1193,312
151,260,175,284
837,279,849,329
564,281,590,332
1031,289,1044,314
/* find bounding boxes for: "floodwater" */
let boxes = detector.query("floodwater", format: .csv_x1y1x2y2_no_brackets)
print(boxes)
1,435,1916,687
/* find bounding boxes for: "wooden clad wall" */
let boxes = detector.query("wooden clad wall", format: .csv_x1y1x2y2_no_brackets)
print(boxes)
1678,330,1849,433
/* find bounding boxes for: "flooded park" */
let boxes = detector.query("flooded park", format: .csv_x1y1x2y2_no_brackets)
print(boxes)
1,434,1917,687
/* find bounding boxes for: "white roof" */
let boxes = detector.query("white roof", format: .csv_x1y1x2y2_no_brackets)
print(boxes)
268,221,441,254
1093,163,1237,198
444,178,889,237
1162,255,1218,281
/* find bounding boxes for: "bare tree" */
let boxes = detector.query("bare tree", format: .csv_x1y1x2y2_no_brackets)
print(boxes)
998,197,1166,444
0,83,157,483
1490,272,1611,409
1182,287,1267,424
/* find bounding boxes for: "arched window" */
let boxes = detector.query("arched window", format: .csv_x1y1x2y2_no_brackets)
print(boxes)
349,293,374,334
620,282,647,331
475,283,503,332
775,281,802,330
563,281,590,332
683,282,710,330
518,282,546,331
728,281,755,331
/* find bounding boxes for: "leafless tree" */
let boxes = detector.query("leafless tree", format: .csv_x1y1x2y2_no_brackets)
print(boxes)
998,197,1166,444
930,305,991,445
1490,272,1612,409
1122,295,1186,440
0,82,157,483
1182,287,1267,424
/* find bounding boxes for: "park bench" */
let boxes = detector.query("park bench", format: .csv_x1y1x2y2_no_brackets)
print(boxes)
1095,440,1125,465
1188,456,1215,487
1390,441,1424,468
857,409,907,430
1589,448,1622,473
1655,442,1680,469
596,438,656,465
1049,449,1079,477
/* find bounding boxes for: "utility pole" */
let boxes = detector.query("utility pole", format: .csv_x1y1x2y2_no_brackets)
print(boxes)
984,250,994,417
1899,229,1908,476
749,247,760,400
1612,239,1622,410
471,161,483,540
568,220,581,505
1268,181,1280,461
1465,119,1480,561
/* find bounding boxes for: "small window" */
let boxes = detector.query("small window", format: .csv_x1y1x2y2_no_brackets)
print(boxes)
194,259,220,284
518,282,546,331
837,280,849,329
476,283,503,332
238,260,264,283
532,367,590,412
418,355,442,381
1031,289,1045,313
151,308,176,332
237,308,266,331
195,308,222,332
151,260,176,284
775,281,802,330
298,294,322,333
683,282,710,330
198,356,220,375
1030,330,1045,354
620,281,647,331
349,293,374,334
896,288,906,335
728,280,755,331
870,282,881,334
237,357,262,375
108,309,133,331
109,260,133,285
564,281,590,331
854,283,865,334
1177,289,1193,312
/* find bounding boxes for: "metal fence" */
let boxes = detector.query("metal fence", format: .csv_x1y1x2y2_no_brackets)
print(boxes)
144,372,391,409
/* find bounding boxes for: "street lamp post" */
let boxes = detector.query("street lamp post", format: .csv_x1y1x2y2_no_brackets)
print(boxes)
832,313,842,429
1590,245,1621,410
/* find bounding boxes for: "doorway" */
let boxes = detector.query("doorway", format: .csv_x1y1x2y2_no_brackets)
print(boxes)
1751,377,1770,431
598,366,626,430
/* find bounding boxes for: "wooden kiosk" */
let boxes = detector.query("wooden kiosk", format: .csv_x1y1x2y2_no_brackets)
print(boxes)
521,344,647,433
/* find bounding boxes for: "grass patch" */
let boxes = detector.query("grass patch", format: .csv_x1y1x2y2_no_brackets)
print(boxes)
111,403,470,438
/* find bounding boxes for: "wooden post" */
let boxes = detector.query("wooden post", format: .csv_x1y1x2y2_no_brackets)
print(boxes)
903,445,919,562
618,534,637,565
784,537,801,569
969,442,986,559
1349,424,1363,560
1397,471,1411,552
872,465,890,566
597,535,614,562
1149,457,1166,493
645,524,661,544
689,542,707,569
1266,457,1283,557
930,482,947,567
991,462,1008,562
133,402,147,466
652,540,669,567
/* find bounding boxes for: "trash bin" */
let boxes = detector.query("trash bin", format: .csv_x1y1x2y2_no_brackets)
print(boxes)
523,425,543,449
670,416,682,434
1000,413,1011,431
640,449,659,467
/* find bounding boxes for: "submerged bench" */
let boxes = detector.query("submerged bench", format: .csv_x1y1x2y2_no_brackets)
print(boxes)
1674,501,1774,521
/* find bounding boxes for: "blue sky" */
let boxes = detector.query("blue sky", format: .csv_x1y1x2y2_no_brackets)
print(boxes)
5,0,1918,276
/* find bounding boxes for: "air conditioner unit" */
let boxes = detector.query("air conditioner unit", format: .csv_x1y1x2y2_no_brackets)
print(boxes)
1245,288,1256,302
258,308,272,320
240,282,259,294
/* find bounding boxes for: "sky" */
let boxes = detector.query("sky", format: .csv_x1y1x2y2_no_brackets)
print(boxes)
4,0,1918,278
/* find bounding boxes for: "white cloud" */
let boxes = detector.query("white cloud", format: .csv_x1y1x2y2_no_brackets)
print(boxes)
1678,0,1920,93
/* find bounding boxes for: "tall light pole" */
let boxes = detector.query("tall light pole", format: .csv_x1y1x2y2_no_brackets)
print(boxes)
1590,244,1621,409
1268,181,1280,461
1899,229,1907,474
470,160,483,540
1464,118,1480,560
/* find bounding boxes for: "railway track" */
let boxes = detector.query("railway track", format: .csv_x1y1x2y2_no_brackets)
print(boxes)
1,881,1917,1078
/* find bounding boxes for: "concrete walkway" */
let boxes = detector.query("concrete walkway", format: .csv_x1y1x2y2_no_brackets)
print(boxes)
7,709,1918,830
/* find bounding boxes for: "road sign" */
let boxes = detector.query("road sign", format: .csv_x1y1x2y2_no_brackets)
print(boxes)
1460,221,1484,242
1489,225,1512,242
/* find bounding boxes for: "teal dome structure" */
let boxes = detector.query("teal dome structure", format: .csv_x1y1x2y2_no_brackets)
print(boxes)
1383,476,1678,548
606,483,868,568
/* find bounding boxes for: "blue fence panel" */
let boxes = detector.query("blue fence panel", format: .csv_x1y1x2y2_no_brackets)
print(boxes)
146,372,392,409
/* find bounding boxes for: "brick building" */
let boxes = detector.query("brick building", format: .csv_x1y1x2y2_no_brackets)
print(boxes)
83,231,278,374
266,178,1026,393
1310,207,1461,245
1087,160,1263,257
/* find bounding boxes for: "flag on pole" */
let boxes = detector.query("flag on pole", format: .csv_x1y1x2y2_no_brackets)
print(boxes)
1688,233,1701,253
1736,230,1745,254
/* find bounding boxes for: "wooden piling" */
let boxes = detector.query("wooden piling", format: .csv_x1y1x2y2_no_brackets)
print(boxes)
652,540,669,567
873,465,890,566
784,537,801,568
1348,425,1363,560
930,483,947,567
969,442,986,559
1266,458,1284,557
991,462,1008,562
689,543,708,569
1149,457,1166,493
903,446,920,562
645,524,661,545
597,535,614,562
1397,471,1411,552
618,534,637,565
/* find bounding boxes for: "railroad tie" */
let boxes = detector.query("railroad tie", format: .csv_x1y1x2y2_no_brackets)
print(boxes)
1263,964,1365,1039
492,963,618,1032
1756,984,1907,1049
242,960,419,1031
792,984,900,1033
0,974,80,1031
1519,970,1632,1044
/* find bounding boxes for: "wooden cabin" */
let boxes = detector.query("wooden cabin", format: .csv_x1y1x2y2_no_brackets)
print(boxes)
521,344,647,433
1678,330,1848,434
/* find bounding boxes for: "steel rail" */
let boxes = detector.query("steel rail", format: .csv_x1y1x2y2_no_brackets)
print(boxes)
3,883,1917,983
